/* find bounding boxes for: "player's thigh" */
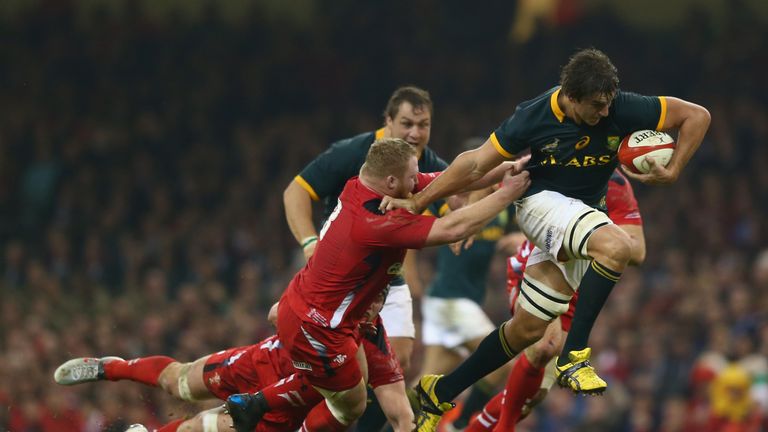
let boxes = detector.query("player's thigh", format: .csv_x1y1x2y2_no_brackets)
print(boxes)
420,345,464,376
524,260,573,296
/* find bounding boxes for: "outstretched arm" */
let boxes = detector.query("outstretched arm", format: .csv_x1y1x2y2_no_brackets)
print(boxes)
424,170,530,247
382,139,510,214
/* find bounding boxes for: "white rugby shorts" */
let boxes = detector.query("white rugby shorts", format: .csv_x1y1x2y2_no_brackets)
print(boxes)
421,296,495,349
379,283,415,338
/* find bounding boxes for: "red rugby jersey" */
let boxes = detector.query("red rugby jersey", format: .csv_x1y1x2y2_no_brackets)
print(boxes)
285,172,438,329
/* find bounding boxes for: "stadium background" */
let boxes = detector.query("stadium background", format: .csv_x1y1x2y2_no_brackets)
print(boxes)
1,0,767,430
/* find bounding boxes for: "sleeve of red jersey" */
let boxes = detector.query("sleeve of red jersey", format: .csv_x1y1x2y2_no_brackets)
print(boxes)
414,171,441,192
364,209,436,249
607,174,643,226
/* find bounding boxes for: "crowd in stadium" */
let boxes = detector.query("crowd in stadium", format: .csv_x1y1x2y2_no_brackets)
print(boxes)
2,2,768,431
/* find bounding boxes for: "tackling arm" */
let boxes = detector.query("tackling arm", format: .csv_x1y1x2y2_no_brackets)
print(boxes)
412,139,509,213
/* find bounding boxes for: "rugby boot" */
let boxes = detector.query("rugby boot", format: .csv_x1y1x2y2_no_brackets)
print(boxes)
226,391,269,432
125,424,149,432
555,348,607,395
54,357,124,385
413,374,456,432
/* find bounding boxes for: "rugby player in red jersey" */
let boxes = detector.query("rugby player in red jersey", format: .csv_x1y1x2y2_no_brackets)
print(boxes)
53,293,410,432
227,138,530,432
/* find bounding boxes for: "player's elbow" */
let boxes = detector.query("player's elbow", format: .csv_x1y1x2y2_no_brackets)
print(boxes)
428,220,472,245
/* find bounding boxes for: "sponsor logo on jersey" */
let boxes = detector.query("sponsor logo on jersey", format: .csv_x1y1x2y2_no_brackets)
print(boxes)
575,136,591,150
607,136,620,151
292,360,313,371
540,154,614,167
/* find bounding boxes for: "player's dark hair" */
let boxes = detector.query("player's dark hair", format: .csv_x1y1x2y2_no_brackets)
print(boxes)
383,86,433,121
363,138,416,178
560,48,619,101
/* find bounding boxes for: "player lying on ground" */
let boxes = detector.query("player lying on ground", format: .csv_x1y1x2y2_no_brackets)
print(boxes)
53,294,412,432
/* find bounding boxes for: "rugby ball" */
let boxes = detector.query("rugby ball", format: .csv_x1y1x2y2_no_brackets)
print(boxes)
617,130,676,174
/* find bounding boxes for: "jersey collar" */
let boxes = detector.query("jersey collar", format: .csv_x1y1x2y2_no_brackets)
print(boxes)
550,88,566,123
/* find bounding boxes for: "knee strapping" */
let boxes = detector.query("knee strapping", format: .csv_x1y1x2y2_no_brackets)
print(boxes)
562,208,612,260
177,364,198,402
202,412,219,432
518,276,572,321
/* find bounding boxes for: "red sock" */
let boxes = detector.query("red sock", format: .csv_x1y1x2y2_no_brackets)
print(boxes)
300,401,348,431
103,356,176,386
465,392,502,431
494,353,544,431
260,373,324,411
156,419,185,432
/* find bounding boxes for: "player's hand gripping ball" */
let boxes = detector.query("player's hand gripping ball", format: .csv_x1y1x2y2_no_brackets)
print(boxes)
618,130,676,174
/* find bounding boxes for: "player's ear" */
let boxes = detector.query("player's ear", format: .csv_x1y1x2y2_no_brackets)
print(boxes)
385,174,398,190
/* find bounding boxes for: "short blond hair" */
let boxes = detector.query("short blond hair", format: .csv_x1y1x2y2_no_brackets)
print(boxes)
362,138,417,179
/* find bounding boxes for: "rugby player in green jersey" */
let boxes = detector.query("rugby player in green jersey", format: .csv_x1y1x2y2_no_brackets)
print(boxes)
380,48,711,431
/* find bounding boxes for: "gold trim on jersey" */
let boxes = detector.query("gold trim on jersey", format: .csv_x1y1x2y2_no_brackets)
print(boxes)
656,97,668,131
438,203,450,216
294,175,320,201
550,88,565,123
375,127,386,139
490,132,513,158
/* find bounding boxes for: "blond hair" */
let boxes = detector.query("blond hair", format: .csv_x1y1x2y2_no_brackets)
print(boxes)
361,138,417,179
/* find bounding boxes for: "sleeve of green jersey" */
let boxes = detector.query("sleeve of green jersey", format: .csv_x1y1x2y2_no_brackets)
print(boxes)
297,140,364,201
490,108,528,158
613,91,666,134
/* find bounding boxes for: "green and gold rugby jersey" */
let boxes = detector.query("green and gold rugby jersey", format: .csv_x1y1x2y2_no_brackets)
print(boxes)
424,202,511,305
296,128,448,220
295,128,448,285
491,87,666,208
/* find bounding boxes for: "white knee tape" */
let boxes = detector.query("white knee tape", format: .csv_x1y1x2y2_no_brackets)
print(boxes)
541,357,557,391
202,412,219,432
518,276,571,321
562,208,612,260
178,364,197,402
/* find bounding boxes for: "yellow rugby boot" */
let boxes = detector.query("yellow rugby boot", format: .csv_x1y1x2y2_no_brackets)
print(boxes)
555,348,607,395
413,374,455,432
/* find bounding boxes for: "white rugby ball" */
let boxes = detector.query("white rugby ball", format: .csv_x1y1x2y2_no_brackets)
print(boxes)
617,130,676,174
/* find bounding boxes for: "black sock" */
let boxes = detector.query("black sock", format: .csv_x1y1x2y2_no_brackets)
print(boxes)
354,386,387,432
434,323,516,403
557,260,621,366
452,381,495,428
